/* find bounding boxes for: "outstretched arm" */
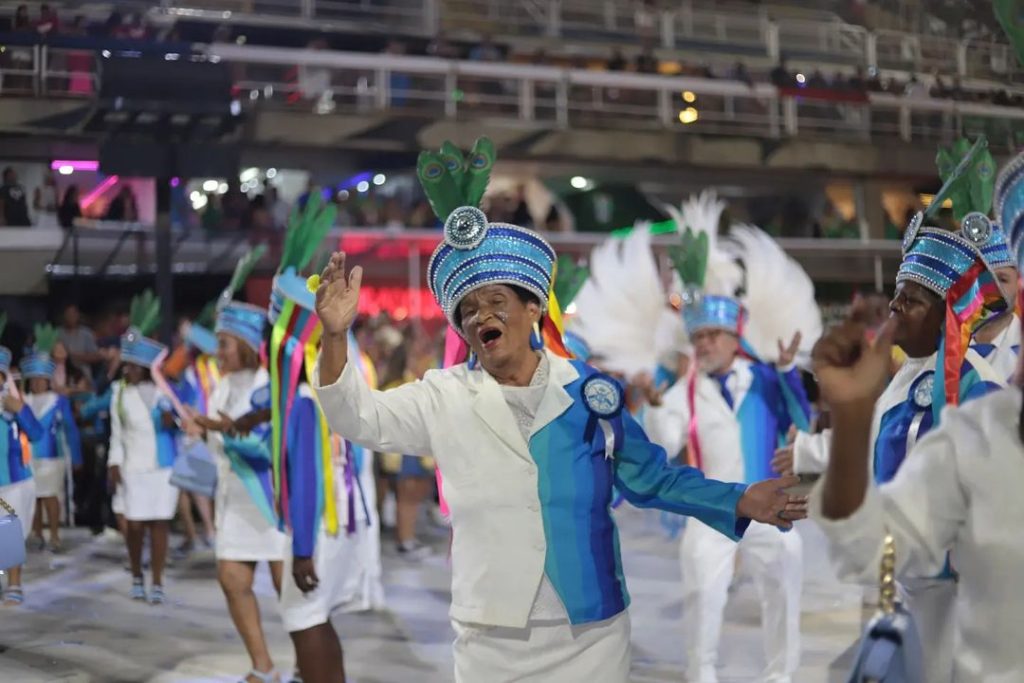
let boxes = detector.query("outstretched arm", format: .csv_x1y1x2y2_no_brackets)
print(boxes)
615,411,806,540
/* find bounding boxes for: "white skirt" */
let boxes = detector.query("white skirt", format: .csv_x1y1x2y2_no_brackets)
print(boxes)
452,611,632,683
0,479,36,538
279,525,360,633
33,458,65,498
121,469,179,521
215,473,287,562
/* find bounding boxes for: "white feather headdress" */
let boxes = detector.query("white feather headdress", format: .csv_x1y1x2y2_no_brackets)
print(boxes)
568,224,678,378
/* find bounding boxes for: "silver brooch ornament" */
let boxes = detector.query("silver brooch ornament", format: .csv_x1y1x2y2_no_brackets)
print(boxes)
902,211,923,254
444,206,488,251
961,212,992,246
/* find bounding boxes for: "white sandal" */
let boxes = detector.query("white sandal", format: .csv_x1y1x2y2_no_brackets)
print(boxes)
240,669,280,683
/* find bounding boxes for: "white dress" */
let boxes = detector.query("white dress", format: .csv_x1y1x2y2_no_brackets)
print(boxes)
108,381,180,522
209,368,287,562
25,393,64,498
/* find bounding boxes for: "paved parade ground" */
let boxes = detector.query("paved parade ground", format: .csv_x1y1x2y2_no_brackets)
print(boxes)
0,507,866,682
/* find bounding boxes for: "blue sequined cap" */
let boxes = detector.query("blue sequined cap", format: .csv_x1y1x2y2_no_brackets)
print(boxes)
977,221,1014,269
120,327,167,367
897,226,987,298
21,352,55,380
268,266,314,325
683,295,746,335
995,150,1024,270
428,206,556,336
0,346,12,376
185,323,218,355
215,301,267,353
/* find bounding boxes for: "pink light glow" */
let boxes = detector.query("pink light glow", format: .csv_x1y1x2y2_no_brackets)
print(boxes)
50,160,99,172
81,175,119,209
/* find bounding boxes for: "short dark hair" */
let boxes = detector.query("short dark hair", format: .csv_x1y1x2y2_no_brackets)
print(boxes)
453,284,540,330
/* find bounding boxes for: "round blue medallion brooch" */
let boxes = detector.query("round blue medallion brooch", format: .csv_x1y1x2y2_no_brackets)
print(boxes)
961,212,993,246
581,373,625,419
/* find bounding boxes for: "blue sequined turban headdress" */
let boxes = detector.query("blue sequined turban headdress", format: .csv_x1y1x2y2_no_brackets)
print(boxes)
682,294,746,337
428,206,556,338
215,301,266,354
121,328,167,367
996,150,1024,270
21,353,55,380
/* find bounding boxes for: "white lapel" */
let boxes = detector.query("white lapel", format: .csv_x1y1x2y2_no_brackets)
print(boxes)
697,374,735,423
729,359,754,413
466,364,534,463
529,351,578,440
26,392,58,420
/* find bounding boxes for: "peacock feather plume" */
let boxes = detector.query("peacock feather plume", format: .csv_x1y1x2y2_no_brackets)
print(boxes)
552,255,589,308
33,323,59,354
417,136,496,221
129,289,161,337
280,192,337,274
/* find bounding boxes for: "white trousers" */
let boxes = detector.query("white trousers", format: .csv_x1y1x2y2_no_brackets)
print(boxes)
899,577,956,683
680,519,803,683
452,611,631,683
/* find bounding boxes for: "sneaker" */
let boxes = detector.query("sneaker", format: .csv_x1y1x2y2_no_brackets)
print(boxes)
397,540,432,560
130,577,147,601
47,539,64,554
27,536,45,552
172,541,194,560
149,585,165,605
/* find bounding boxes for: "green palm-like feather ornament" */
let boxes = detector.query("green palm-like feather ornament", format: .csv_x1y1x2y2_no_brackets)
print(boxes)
280,192,337,275
32,323,60,355
462,137,496,209
552,255,590,309
933,136,993,221
668,228,710,293
129,289,161,337
194,300,218,329
994,0,1024,67
218,244,268,309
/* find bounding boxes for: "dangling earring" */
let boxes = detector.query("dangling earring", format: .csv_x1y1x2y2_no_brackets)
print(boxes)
530,320,544,350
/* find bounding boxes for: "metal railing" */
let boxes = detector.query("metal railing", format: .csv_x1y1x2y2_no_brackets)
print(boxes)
209,43,1024,148
153,0,1023,81
5,40,1024,148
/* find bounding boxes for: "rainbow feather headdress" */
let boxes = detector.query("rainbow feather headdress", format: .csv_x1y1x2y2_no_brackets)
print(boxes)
22,323,59,380
899,136,1008,412
268,193,339,537
419,137,571,363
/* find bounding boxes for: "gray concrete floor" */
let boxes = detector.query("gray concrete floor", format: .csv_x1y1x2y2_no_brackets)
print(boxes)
0,507,866,682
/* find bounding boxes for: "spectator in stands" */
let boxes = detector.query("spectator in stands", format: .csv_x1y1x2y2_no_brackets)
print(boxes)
635,47,658,74
64,16,94,95
116,13,149,41
105,185,138,222
34,4,59,36
808,69,828,89
634,0,658,42
33,172,59,227
0,167,31,227
608,48,627,72
13,5,30,31
732,61,754,88
102,11,122,38
298,37,331,102
427,32,459,60
469,34,502,62
265,185,290,231
510,186,534,228
58,186,81,230
59,304,104,371
770,60,793,87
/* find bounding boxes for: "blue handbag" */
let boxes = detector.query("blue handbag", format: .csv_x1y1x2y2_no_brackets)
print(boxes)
0,496,26,570
170,439,218,498
846,533,923,683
